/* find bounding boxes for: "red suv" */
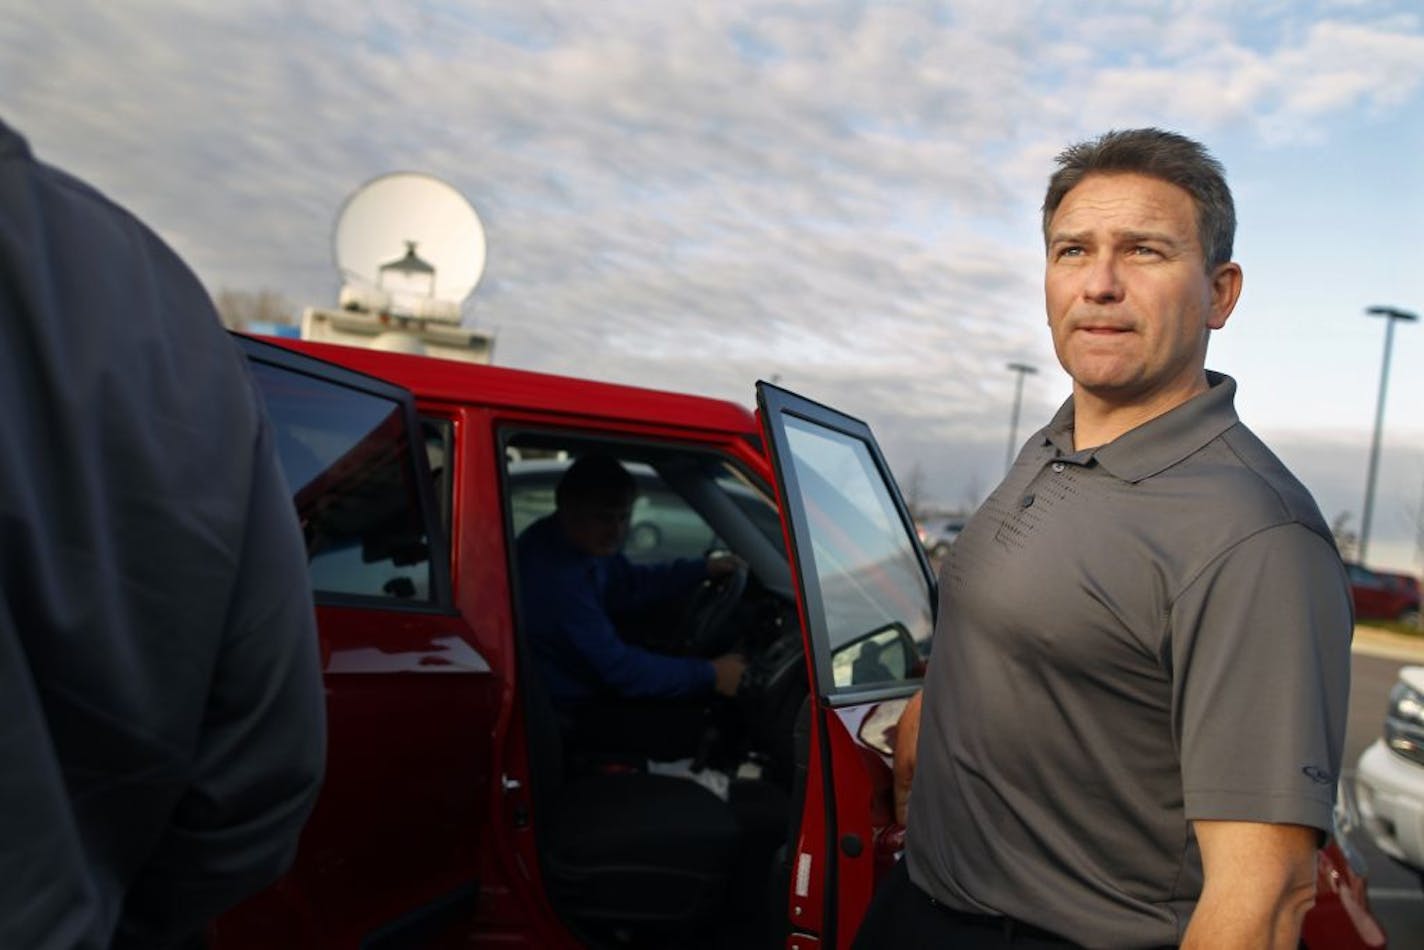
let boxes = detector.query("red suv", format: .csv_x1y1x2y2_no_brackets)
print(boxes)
1347,562,1422,627
216,335,1385,948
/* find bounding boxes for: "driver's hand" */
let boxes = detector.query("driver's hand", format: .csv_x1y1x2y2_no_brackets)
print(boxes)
706,553,746,578
711,653,747,696
893,690,923,826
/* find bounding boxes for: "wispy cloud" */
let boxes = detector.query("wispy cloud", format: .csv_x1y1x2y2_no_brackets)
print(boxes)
4,0,1422,561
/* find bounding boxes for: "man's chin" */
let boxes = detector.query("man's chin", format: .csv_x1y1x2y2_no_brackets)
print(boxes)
1075,377,1140,397
1062,355,1137,391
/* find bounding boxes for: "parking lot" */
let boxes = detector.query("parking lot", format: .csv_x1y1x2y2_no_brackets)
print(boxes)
1348,629,1424,942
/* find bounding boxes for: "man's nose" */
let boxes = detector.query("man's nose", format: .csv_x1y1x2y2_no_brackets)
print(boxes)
1082,254,1124,303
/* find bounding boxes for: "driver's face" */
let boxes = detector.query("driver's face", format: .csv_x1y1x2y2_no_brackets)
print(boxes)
561,494,634,557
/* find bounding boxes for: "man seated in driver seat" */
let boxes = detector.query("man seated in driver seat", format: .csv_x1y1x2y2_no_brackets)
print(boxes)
517,453,746,759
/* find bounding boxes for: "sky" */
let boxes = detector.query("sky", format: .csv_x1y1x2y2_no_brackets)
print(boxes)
4,0,1424,572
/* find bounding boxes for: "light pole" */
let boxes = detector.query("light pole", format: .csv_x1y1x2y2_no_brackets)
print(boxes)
1360,305,1418,562
1005,362,1038,472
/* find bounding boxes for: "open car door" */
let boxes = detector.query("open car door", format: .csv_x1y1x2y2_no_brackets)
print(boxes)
757,382,937,949
218,336,494,947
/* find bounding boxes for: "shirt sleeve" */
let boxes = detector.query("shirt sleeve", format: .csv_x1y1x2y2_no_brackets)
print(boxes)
604,555,707,615
554,564,715,701
1170,523,1352,833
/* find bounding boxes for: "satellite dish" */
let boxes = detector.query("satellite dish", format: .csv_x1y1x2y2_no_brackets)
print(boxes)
333,172,486,313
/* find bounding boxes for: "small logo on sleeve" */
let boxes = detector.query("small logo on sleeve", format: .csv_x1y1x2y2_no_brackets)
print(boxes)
1301,765,1334,785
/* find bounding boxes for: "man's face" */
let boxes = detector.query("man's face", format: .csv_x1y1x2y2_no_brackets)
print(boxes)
561,493,634,557
1044,172,1240,411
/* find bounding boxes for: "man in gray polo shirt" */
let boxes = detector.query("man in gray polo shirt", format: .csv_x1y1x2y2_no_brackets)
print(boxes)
854,129,1351,948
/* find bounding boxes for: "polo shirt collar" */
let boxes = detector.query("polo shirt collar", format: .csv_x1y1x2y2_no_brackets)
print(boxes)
1039,371,1240,483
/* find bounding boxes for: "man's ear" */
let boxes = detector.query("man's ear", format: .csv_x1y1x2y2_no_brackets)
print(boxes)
1207,262,1243,330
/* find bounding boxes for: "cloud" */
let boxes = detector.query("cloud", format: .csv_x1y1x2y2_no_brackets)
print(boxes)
3,0,1422,559
1026,8,1424,144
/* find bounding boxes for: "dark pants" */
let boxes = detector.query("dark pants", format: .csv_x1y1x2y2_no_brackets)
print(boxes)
852,859,1080,949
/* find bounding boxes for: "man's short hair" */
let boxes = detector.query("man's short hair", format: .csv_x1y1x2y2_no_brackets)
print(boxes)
1041,128,1236,271
556,453,635,510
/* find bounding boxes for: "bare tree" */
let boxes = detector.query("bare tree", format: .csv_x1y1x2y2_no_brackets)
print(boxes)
1330,511,1358,562
213,288,295,330
903,461,927,520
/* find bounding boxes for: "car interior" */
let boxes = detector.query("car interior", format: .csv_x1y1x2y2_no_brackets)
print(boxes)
501,430,813,949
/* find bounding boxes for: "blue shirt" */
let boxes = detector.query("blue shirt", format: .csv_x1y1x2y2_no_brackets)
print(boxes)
517,514,714,710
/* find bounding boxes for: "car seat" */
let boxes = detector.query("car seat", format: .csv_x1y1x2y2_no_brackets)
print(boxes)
521,660,743,944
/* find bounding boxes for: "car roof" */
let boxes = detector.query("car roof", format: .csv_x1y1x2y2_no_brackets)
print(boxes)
249,336,761,438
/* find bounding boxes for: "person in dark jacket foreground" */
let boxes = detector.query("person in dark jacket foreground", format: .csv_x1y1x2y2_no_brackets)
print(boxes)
0,118,325,949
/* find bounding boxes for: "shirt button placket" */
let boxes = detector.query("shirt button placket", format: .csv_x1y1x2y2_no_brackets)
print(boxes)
1021,460,1065,509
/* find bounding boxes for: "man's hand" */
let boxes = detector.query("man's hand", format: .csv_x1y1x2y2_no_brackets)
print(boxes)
893,690,923,825
711,654,747,696
706,552,746,578
1181,820,1318,949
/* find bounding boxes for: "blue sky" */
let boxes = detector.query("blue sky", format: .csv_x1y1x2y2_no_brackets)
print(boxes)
4,0,1423,570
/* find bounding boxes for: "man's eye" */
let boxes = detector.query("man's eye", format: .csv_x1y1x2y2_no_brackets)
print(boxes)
1131,245,1160,257
1056,246,1084,259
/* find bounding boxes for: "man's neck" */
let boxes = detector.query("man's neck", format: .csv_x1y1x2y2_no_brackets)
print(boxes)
1071,376,1210,450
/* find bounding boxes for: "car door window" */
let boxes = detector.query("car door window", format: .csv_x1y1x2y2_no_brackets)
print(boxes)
1350,563,1384,589
422,417,454,540
505,454,719,564
758,385,933,697
249,358,441,605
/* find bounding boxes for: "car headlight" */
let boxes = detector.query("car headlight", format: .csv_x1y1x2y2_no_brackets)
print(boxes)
1385,679,1424,767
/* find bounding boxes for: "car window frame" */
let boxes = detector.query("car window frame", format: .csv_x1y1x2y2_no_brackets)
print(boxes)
236,333,456,613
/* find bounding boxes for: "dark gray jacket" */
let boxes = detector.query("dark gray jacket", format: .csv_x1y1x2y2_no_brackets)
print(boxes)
0,119,325,949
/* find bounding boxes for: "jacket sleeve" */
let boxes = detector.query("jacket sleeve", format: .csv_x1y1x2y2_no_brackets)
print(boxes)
113,411,326,948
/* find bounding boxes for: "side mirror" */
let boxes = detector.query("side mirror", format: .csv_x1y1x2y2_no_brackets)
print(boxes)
831,621,920,688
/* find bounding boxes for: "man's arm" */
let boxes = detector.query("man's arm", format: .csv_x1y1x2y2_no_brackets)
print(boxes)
892,690,922,825
1170,524,1349,948
605,554,708,613
1181,820,1317,950
114,415,326,947
555,570,719,700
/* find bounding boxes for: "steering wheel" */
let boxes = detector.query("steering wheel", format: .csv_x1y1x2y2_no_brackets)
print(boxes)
678,563,749,657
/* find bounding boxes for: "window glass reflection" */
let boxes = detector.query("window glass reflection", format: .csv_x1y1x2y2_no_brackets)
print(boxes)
251,361,433,603
783,416,931,685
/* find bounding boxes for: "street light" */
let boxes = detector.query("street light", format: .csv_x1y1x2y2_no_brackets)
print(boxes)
1360,305,1418,562
1005,362,1038,472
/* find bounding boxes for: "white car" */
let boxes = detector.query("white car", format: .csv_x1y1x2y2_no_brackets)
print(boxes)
1355,664,1424,881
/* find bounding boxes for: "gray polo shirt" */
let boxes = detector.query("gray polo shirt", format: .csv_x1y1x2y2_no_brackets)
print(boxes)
905,373,1351,948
